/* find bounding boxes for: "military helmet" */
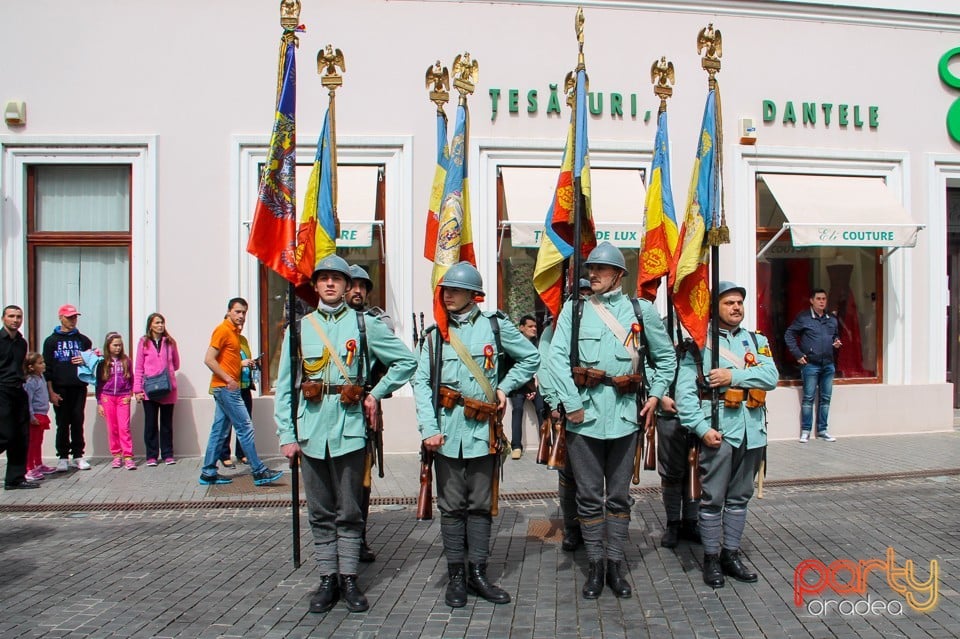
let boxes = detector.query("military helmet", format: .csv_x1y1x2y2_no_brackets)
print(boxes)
439,262,485,295
348,264,373,291
583,241,626,272
717,280,747,299
578,278,592,290
311,254,352,282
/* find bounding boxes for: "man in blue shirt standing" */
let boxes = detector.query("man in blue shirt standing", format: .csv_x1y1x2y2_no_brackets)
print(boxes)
784,289,841,443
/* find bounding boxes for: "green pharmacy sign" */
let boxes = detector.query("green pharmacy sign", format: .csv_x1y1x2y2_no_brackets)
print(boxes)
939,47,960,144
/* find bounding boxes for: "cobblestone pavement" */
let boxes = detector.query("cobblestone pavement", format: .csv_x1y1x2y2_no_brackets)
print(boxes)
1,474,957,638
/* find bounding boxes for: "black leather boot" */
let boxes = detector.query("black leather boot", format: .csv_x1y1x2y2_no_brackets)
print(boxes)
720,548,758,583
339,574,370,612
582,559,605,599
605,561,632,598
445,563,467,608
309,574,340,613
562,526,583,552
466,562,511,604
661,521,681,549
702,553,725,589
359,540,376,563
679,519,702,544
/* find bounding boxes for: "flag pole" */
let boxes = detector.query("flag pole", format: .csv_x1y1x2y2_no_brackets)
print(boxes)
698,24,729,434
318,44,345,231
569,7,587,357
279,1,303,570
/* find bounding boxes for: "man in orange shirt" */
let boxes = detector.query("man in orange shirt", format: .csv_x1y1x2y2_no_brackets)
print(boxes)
199,298,283,486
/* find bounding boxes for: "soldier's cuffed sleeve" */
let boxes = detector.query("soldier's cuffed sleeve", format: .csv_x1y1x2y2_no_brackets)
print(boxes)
365,316,417,400
675,349,711,439
545,301,583,414
496,317,540,396
638,299,677,399
273,328,300,447
413,331,442,440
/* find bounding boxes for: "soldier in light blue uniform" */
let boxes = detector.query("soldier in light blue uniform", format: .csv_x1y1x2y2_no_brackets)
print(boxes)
546,242,676,600
275,255,416,614
674,281,779,589
413,262,539,608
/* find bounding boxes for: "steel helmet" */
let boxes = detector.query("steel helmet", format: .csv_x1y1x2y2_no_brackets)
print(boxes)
439,262,485,295
311,254,352,282
348,264,373,291
717,281,747,299
583,241,626,272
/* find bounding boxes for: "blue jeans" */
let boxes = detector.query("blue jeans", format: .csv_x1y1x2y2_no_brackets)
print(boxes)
800,361,835,433
202,388,266,476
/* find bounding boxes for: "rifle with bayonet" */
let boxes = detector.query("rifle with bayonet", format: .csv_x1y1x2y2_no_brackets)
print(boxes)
416,315,437,521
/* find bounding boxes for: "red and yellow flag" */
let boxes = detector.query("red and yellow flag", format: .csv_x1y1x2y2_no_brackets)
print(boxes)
637,111,678,302
671,90,718,348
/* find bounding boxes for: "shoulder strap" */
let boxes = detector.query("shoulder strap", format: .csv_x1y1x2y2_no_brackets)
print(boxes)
356,312,368,387
589,296,640,372
448,328,497,403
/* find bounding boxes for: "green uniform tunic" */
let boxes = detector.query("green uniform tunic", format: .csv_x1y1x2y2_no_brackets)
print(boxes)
413,308,540,459
274,305,416,458
546,291,677,438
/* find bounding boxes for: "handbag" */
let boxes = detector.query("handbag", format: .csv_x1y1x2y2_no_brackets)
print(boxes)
144,369,172,399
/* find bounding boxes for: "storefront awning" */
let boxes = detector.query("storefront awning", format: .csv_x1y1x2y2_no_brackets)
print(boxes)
294,164,382,248
757,174,924,262
499,166,646,254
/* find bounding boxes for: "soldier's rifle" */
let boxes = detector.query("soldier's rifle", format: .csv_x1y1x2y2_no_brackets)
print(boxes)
416,324,439,521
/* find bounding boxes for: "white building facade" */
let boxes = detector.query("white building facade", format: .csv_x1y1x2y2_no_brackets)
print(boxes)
2,0,958,456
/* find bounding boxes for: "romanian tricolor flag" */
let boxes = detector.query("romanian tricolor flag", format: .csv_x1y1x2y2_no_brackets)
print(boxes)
428,102,476,340
294,110,338,284
670,90,718,348
636,111,678,302
533,68,596,323
246,39,300,284
423,111,450,261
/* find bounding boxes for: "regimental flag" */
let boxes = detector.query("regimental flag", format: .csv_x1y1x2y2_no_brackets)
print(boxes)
428,102,476,340
246,39,300,284
637,111,678,302
294,110,338,286
423,111,451,261
533,68,596,323
670,90,718,348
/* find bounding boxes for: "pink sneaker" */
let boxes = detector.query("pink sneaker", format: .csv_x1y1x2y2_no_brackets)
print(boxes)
111,457,123,469
38,465,58,475
25,470,45,481
125,458,137,470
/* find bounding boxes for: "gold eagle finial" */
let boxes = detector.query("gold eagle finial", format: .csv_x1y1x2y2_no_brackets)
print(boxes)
279,0,301,30
318,44,346,91
425,60,450,110
452,52,479,99
697,23,722,61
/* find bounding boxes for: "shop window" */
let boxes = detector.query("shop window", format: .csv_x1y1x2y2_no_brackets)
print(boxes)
756,177,882,382
258,165,385,392
26,165,132,348
496,166,644,326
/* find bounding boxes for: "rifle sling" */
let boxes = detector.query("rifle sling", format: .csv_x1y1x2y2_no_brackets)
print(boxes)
304,313,356,385
448,329,497,404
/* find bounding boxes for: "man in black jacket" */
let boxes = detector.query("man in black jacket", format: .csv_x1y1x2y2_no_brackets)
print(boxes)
784,289,841,443
0,305,39,489
42,304,93,470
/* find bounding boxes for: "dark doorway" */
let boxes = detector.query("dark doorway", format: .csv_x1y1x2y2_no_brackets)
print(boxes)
948,188,960,408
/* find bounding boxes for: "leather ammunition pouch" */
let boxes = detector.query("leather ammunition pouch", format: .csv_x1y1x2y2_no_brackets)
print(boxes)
339,384,364,406
746,388,767,409
572,366,606,388
301,381,364,405
438,386,462,410
463,396,498,422
610,374,643,395
301,380,323,402
723,387,746,408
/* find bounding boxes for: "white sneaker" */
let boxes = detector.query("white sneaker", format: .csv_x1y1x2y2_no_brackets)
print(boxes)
56,459,69,472
819,432,837,442
799,432,810,443
73,457,92,470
